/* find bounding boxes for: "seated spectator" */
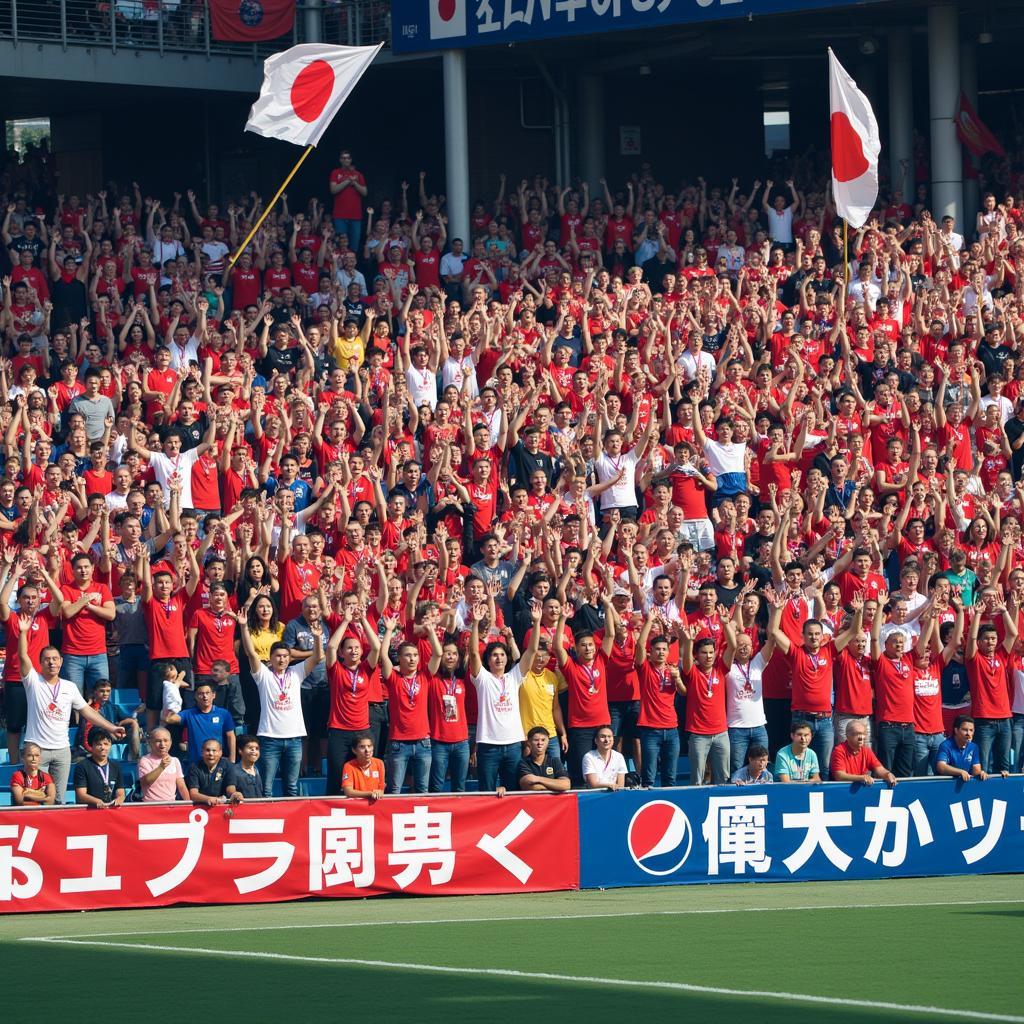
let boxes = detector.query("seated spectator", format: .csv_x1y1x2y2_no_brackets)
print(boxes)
74,678,142,760
774,722,822,783
730,744,773,785
137,726,189,802
582,725,627,790
73,730,128,807
341,732,386,801
935,715,1009,782
829,720,897,786
187,739,242,806
10,741,56,806
228,734,266,799
516,726,571,792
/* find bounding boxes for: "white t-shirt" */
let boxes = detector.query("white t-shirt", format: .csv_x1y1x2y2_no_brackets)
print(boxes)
162,680,184,716
582,748,628,786
442,355,479,397
149,447,202,509
471,664,526,745
766,206,794,244
702,439,746,478
406,365,438,409
254,663,309,738
725,651,768,728
24,669,86,749
594,448,639,511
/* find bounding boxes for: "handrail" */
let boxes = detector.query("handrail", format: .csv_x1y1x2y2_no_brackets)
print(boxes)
0,0,392,59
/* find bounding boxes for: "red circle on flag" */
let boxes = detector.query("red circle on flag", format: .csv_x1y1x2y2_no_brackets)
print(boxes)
438,0,457,20
290,60,335,123
830,111,869,183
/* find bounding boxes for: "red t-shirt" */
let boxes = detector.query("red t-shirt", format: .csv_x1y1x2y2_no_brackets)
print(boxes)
561,653,611,729
872,653,915,723
683,663,727,735
637,660,679,729
384,669,431,740
835,648,874,716
966,650,1012,719
829,741,881,777
190,608,239,674
278,556,322,623
59,582,113,656
331,168,366,220
427,672,469,743
788,642,835,715
144,591,190,660
913,654,945,734
4,608,57,681
327,659,372,731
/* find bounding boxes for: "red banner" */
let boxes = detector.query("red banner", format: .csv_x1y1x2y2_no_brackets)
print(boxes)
208,0,295,42
0,796,579,913
955,92,1006,159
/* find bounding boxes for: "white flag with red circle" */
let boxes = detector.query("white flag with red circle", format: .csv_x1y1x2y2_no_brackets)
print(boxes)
429,0,466,39
828,48,881,229
245,42,383,148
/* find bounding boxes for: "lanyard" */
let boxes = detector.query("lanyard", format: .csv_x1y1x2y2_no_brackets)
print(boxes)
344,667,362,696
443,673,459,697
584,663,600,694
402,674,420,706
273,672,289,702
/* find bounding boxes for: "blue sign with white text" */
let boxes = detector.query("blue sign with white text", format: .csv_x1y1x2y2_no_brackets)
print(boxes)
578,779,1024,889
391,0,888,54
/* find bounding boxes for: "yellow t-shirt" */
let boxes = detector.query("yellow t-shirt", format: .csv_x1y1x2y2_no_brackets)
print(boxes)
332,334,365,373
519,668,561,736
250,624,285,663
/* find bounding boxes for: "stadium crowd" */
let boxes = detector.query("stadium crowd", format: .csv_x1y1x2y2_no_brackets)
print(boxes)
1,139,1024,808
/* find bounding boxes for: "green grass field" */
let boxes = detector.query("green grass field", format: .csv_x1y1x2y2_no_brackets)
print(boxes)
2,875,1021,1022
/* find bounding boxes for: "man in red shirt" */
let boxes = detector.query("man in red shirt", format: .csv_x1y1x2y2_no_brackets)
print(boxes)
829,719,897,786
330,150,367,251
141,556,199,718
634,616,686,787
379,614,442,794
680,623,729,785
965,598,1018,773
325,608,382,796
278,521,322,623
188,582,240,706
870,596,918,778
56,552,116,692
554,596,616,787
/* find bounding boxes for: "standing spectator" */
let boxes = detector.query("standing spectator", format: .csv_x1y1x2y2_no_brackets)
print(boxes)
964,598,1018,773
165,680,237,766
55,551,117,693
330,149,367,251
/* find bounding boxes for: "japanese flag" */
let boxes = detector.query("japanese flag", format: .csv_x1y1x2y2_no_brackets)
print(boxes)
429,0,465,39
828,48,881,229
245,42,383,148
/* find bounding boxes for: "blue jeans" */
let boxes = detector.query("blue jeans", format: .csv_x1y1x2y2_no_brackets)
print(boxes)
792,712,834,781
876,721,915,777
259,735,302,797
1012,714,1024,772
334,217,362,251
62,652,110,693
638,727,679,788
687,731,730,785
913,732,945,776
974,717,1012,773
387,738,431,794
728,725,770,776
429,739,470,793
476,741,521,791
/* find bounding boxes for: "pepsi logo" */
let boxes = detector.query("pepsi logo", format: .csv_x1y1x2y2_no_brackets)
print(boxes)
627,800,692,876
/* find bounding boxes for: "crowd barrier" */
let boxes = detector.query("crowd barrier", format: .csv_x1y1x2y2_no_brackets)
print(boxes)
1,779,1020,913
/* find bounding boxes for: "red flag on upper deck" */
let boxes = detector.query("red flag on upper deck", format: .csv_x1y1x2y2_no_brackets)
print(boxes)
209,0,295,42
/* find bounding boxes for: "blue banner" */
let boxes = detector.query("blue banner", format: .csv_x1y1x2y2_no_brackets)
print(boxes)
578,779,1024,889
391,0,888,54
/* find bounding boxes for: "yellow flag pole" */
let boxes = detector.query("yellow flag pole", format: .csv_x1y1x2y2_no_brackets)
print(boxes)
226,143,314,272
842,216,848,278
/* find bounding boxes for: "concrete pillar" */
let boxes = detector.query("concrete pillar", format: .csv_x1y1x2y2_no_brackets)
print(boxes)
577,74,605,194
927,3,962,224
442,50,470,246
961,38,980,234
303,0,321,43
887,30,914,197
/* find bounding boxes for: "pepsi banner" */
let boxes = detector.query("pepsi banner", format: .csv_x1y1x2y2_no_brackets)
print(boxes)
391,0,889,54
578,779,1024,889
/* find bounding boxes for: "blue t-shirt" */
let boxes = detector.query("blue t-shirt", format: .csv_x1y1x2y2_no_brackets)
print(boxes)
268,477,313,512
935,738,980,773
773,745,820,781
179,706,236,764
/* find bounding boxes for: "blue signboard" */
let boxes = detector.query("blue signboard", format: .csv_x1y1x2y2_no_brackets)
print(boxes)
391,0,887,54
578,778,1024,889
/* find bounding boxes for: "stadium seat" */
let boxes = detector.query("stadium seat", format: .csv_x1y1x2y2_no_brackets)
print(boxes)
0,764,19,787
113,689,142,708
0,749,9,764
0,791,11,806
300,776,326,797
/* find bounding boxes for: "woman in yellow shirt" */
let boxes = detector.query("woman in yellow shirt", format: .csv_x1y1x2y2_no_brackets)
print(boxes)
518,643,568,757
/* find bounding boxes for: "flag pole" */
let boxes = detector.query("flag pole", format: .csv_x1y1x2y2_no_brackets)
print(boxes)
227,143,314,271
842,216,848,279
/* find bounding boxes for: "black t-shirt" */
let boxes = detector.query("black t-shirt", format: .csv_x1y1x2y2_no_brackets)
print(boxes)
260,345,299,379
516,753,569,788
977,341,1014,380
9,235,44,262
1007,416,1024,477
187,758,232,797
177,415,207,452
715,583,742,609
508,440,557,488
74,758,127,802
228,763,265,798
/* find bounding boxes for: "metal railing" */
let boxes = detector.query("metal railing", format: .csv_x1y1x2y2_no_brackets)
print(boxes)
0,0,390,60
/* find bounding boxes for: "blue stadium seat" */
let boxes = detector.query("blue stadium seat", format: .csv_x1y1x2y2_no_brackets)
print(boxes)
0,749,9,764
300,776,326,797
0,791,11,805
113,689,142,708
0,764,19,787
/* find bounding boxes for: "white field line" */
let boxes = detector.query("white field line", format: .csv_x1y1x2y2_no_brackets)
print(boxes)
18,896,1024,942
17,936,1024,1023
